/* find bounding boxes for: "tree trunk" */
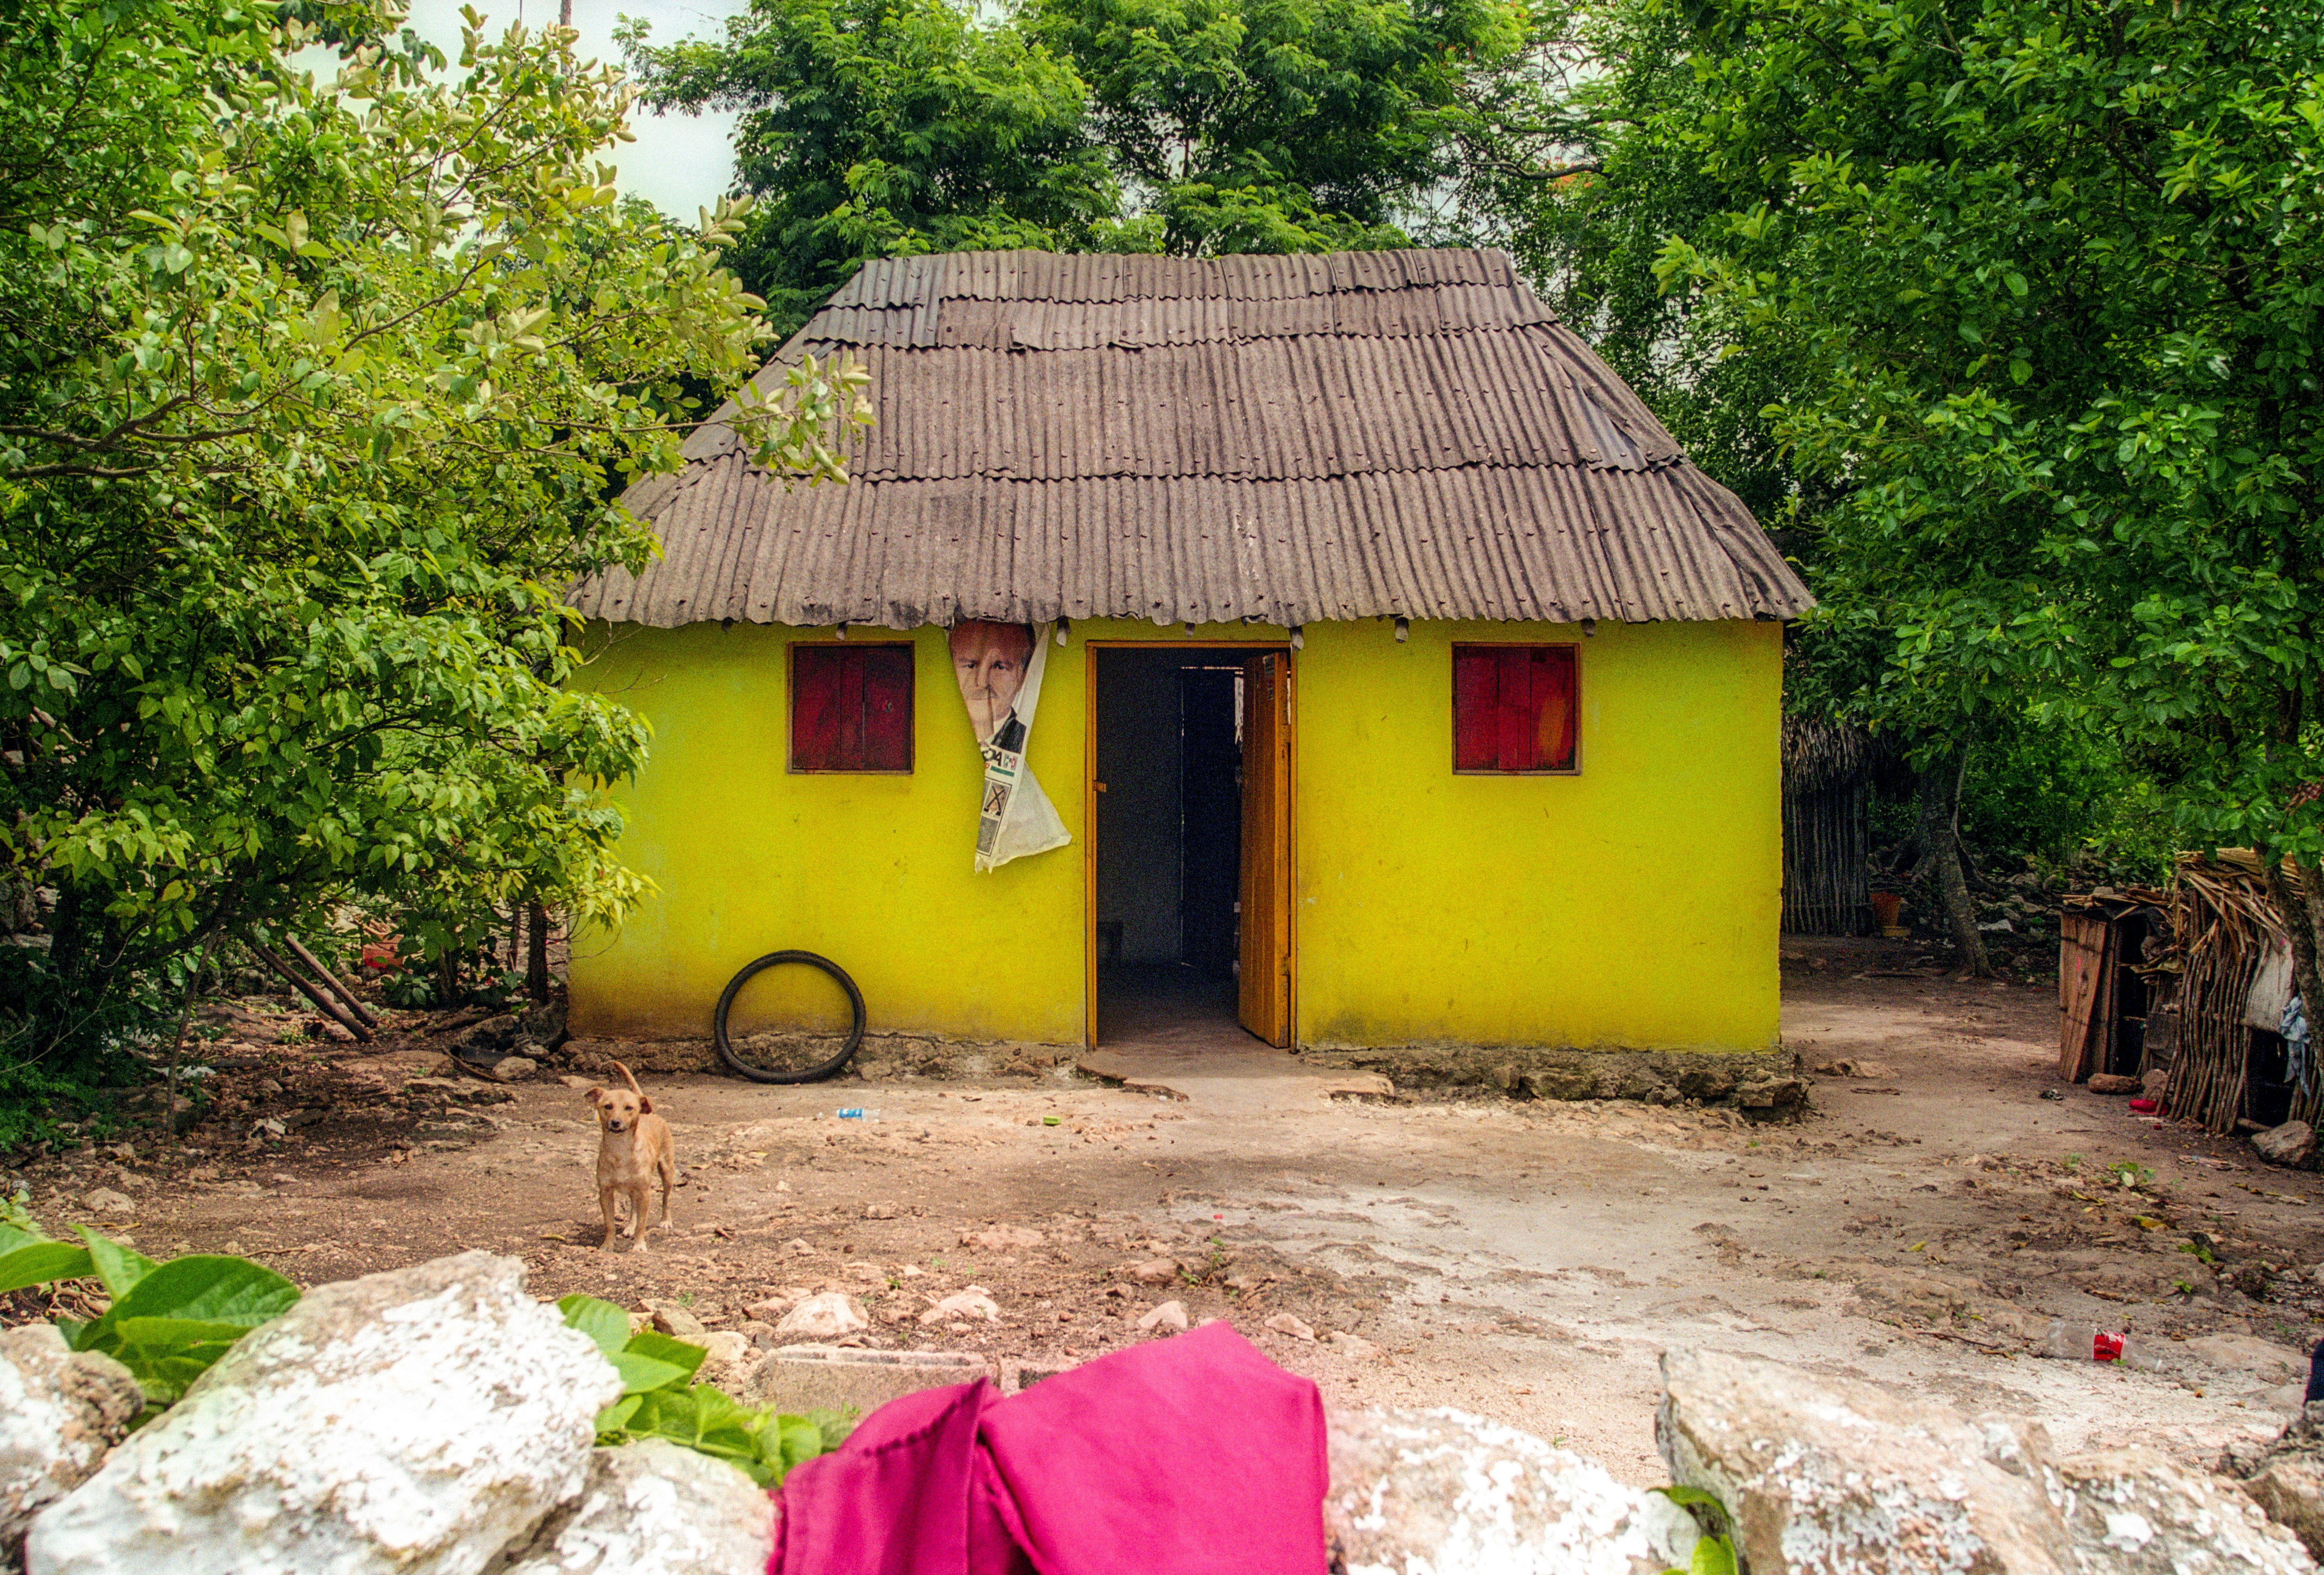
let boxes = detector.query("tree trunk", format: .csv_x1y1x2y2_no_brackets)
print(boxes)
526,900,551,1006
1916,745,1991,977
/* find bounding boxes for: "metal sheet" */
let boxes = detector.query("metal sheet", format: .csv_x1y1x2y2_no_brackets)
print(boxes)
578,247,1815,630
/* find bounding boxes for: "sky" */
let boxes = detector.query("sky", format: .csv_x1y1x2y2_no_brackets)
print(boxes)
397,0,750,217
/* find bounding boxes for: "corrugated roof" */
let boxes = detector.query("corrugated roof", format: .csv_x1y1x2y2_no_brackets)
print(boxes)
577,248,1812,629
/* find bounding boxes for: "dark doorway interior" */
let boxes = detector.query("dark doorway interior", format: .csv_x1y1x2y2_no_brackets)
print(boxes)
1094,649,1248,1045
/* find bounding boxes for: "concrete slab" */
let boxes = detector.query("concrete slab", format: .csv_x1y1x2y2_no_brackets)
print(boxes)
736,1344,992,1422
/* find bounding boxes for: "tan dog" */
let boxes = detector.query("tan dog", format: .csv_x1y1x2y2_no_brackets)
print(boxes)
587,1061,675,1250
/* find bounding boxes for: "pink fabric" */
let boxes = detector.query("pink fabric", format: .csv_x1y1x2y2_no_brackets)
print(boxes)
772,1322,1328,1575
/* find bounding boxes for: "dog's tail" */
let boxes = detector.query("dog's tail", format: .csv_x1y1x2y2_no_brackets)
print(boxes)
612,1060,644,1097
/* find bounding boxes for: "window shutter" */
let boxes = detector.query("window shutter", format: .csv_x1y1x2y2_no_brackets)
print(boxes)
792,645,914,772
1453,644,1578,773
1453,647,1500,771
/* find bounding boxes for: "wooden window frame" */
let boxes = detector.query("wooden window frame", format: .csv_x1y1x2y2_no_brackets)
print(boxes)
1450,643,1582,776
788,641,916,775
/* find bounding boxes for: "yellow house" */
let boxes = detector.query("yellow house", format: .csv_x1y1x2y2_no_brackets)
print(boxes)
568,249,1810,1064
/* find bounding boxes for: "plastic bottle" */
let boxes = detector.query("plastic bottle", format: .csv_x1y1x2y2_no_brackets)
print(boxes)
2039,1320,2126,1361
834,1108,882,1120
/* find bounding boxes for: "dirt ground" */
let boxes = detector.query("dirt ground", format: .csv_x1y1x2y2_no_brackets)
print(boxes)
10,934,2324,1485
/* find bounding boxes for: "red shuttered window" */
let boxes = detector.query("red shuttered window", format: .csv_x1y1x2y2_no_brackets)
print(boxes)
1452,644,1579,773
791,644,915,773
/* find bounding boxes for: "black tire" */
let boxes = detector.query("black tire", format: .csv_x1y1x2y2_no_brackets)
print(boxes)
712,951,866,1084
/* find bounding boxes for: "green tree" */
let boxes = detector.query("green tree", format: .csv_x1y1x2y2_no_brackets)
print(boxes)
0,0,867,1065
1651,0,2324,984
1027,0,1529,256
622,0,1128,333
622,0,1550,330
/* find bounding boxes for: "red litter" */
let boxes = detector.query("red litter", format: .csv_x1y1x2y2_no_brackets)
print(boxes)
2093,1331,2125,1363
2128,1097,2161,1114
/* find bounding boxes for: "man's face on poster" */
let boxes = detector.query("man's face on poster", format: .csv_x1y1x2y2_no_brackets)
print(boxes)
949,620,1033,744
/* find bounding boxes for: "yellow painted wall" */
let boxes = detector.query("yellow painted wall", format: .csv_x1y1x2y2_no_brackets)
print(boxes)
566,616,1782,1052
1293,617,1782,1053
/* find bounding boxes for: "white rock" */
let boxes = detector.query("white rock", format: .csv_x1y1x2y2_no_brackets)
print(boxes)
1136,1301,1188,1333
502,1441,772,1575
76,1190,132,1218
1265,1313,1317,1342
2057,1448,2314,1573
26,1251,620,1575
1327,1407,1699,1575
2187,1334,2309,1390
919,1287,1002,1326
646,1302,708,1343
491,1057,538,1081
1326,1331,1380,1363
0,1327,142,1562
2242,1456,2324,1563
1658,1347,2073,1573
2258,1121,2319,1168
773,1293,869,1339
697,1333,751,1384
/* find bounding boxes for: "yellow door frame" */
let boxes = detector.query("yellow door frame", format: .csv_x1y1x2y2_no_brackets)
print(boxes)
1083,639,1295,1049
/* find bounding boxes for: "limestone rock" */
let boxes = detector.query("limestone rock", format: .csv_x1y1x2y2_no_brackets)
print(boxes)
1657,1347,2073,1573
919,1288,1001,1326
0,1327,141,1564
502,1441,772,1575
2086,1074,2142,1096
1326,1332,1380,1363
1326,1407,1699,1575
1522,1064,1607,1102
1125,1258,1180,1284
491,1056,538,1081
2186,1334,2308,1391
958,1226,1044,1252
1136,1301,1188,1334
76,1190,132,1218
773,1293,869,1340
2141,1067,2169,1099
738,1346,985,1416
646,1302,709,1343
2242,1457,2324,1563
2257,1122,2318,1169
697,1332,751,1383
2055,1448,2314,1573
26,1251,619,1575
1265,1313,1318,1342
1733,1076,1809,1114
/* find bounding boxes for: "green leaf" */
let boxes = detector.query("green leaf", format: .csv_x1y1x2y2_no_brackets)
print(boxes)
771,1414,826,1475
622,1328,709,1379
0,1241,96,1295
595,1394,643,1434
73,1254,298,1354
101,1317,256,1403
610,1350,690,1395
559,1293,630,1357
75,1229,159,1298
1690,1535,1739,1575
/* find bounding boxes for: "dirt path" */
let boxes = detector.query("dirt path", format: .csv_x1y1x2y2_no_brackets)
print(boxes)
12,936,2324,1484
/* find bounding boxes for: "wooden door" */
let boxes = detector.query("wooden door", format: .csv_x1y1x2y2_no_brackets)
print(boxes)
1238,652,1293,1046
2058,912,2113,1082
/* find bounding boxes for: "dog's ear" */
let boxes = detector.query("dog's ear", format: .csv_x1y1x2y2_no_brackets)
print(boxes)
637,1094,655,1114
584,1086,605,1105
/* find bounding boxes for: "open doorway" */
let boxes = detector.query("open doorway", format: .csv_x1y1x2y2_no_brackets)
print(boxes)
1089,646,1291,1049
